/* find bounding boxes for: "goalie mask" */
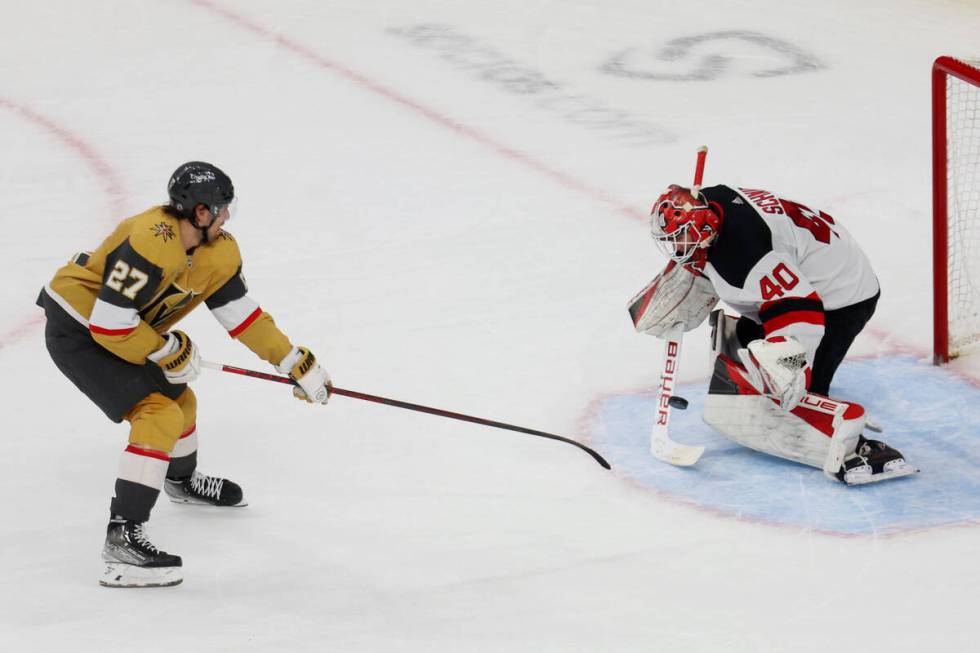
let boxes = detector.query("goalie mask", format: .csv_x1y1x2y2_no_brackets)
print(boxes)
650,184,721,265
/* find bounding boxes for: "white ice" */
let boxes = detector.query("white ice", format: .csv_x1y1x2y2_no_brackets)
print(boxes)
1,1,979,651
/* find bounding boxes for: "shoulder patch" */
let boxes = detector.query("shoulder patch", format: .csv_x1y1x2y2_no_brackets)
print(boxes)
150,221,176,242
127,208,184,270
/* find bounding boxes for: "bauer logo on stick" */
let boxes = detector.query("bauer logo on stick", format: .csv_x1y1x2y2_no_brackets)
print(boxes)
657,341,679,426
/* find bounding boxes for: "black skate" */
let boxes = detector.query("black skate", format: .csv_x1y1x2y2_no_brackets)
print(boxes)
100,517,182,588
164,470,247,507
835,436,919,486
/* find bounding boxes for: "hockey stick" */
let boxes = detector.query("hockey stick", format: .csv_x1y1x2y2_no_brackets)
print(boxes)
201,361,611,470
691,145,708,197
649,324,705,466
648,146,710,467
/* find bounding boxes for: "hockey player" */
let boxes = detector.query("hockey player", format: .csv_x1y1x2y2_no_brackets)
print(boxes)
631,183,916,485
37,162,333,587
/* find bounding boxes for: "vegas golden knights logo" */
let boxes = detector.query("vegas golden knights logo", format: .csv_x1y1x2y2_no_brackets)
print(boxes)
140,282,199,328
151,221,176,242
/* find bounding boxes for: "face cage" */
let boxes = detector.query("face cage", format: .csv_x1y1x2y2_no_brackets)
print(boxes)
650,220,703,264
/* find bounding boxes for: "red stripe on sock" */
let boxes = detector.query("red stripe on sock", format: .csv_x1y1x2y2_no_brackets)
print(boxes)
89,324,137,336
125,445,171,462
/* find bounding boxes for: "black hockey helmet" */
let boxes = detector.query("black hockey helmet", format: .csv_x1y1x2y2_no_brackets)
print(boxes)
167,161,235,219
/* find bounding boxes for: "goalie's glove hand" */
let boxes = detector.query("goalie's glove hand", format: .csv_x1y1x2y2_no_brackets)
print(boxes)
628,261,719,338
738,336,809,412
276,346,331,404
147,330,201,385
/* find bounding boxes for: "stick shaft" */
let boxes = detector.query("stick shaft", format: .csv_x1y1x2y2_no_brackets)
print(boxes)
201,361,610,469
693,146,708,187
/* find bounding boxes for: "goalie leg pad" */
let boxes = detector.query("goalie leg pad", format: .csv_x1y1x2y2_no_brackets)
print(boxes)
703,354,865,470
703,394,847,468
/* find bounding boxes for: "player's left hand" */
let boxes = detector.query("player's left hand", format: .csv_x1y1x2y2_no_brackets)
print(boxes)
739,336,809,412
276,346,332,404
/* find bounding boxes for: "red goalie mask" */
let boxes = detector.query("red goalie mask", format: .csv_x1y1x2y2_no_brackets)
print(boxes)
649,184,721,265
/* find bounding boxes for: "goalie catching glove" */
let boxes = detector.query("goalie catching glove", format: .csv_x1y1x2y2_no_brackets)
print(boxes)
147,330,201,385
738,336,810,412
276,346,332,404
628,260,719,338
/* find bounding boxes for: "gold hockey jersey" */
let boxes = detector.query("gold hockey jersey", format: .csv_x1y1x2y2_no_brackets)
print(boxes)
42,206,293,366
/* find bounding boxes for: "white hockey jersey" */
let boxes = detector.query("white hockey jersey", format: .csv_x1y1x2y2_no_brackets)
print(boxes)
696,185,879,366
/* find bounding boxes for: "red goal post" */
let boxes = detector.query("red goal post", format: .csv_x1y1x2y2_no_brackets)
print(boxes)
933,56,980,364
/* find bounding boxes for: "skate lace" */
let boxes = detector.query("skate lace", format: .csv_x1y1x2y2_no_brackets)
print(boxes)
131,523,159,554
190,471,224,499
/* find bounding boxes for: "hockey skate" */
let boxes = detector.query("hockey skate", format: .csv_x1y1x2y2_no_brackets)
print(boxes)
100,517,182,588
164,470,247,507
835,436,919,486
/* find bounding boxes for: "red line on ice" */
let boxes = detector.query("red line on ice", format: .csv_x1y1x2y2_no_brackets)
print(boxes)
0,96,126,353
188,0,642,222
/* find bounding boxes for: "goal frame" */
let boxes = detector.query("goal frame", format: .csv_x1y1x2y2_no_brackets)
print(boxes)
933,55,980,364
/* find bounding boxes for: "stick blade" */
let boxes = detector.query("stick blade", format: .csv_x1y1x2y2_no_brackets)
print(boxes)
651,440,705,467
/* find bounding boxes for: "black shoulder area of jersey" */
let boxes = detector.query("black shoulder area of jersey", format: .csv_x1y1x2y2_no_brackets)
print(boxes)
205,264,248,310
701,185,773,289
98,239,165,309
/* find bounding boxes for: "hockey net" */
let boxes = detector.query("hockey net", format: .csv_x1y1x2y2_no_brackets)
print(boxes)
934,56,980,364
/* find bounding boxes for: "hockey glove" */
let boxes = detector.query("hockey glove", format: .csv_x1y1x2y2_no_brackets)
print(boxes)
738,336,809,412
627,261,719,338
276,346,331,404
147,330,201,385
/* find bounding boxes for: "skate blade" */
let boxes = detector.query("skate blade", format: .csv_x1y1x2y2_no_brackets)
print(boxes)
100,562,183,588
843,461,919,486
166,494,248,507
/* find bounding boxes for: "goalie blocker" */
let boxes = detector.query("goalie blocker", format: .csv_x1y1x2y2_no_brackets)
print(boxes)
706,311,917,485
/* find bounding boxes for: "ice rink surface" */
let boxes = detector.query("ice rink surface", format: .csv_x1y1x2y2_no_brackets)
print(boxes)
2,1,979,651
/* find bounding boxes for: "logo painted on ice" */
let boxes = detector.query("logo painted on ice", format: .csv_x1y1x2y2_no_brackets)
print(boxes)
603,31,823,81
388,23,675,147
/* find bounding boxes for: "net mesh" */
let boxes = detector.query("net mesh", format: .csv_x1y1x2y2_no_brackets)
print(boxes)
946,59,980,358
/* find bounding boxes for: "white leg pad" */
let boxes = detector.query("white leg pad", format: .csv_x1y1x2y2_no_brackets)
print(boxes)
704,393,865,471
822,411,864,480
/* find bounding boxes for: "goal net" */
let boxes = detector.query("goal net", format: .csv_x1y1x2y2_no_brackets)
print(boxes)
934,56,980,363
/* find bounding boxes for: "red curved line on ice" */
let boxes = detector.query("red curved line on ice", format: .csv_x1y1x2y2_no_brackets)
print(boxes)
0,96,125,352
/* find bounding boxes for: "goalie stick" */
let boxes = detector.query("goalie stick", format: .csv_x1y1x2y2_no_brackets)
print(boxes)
648,146,709,467
200,361,611,470
649,324,705,466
